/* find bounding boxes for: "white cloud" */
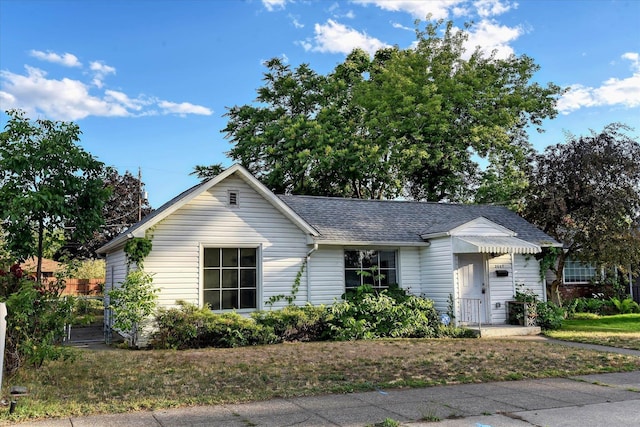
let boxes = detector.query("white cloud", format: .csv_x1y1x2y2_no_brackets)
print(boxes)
473,0,516,18
622,52,640,71
89,60,116,88
158,100,212,116
262,0,287,12
0,66,128,120
0,62,213,121
352,0,467,20
392,21,413,31
289,14,304,28
557,52,640,114
29,50,82,67
105,90,148,111
463,19,523,59
302,19,390,55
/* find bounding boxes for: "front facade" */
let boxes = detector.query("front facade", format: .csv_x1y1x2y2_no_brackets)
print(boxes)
98,165,561,326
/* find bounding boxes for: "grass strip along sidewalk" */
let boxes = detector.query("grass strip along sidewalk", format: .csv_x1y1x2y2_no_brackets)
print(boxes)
545,313,640,351
3,338,640,423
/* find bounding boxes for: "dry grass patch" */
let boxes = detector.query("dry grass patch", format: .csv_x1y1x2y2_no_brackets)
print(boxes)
3,338,640,423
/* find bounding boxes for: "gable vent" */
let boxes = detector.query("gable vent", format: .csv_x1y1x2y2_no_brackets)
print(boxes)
228,190,239,207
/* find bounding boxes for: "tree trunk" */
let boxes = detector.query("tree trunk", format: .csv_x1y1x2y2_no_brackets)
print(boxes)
548,254,567,306
36,218,44,284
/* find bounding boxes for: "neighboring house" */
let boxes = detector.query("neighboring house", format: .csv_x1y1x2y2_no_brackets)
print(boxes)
97,164,561,327
20,257,60,281
558,257,640,303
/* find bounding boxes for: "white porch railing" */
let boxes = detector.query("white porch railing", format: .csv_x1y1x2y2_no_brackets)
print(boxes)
458,298,482,327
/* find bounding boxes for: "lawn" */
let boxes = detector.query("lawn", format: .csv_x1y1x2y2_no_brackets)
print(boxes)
545,313,640,351
2,338,640,424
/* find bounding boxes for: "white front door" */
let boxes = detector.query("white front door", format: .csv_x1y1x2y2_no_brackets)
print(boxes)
457,254,487,324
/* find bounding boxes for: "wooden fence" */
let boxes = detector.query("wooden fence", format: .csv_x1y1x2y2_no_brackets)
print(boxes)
60,278,103,296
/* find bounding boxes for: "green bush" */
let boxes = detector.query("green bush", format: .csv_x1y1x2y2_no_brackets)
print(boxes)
151,287,465,350
326,285,440,340
151,301,275,349
0,266,75,375
108,270,158,347
567,297,615,316
536,301,565,330
252,304,328,342
610,297,640,314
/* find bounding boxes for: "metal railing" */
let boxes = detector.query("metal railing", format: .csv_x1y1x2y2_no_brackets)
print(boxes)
458,298,482,327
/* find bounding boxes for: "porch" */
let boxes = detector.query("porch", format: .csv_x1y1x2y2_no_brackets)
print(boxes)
457,298,541,337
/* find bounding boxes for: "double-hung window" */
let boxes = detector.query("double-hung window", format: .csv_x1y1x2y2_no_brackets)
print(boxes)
203,247,257,310
344,249,397,291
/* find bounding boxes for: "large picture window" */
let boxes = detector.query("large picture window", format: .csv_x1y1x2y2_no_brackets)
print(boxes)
563,258,598,284
203,247,257,310
344,249,397,291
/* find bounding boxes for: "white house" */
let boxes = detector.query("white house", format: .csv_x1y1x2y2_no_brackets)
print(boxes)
98,164,561,327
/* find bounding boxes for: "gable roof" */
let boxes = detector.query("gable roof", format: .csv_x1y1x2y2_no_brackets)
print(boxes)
277,195,560,247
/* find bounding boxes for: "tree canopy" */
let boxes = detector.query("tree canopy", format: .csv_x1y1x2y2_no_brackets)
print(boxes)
220,20,564,201
0,109,110,281
523,123,640,301
60,169,152,259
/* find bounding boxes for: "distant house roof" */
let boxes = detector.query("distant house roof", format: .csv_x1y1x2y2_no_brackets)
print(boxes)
21,257,61,275
277,195,560,247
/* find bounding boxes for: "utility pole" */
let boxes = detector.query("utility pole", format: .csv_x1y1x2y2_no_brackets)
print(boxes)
138,167,142,222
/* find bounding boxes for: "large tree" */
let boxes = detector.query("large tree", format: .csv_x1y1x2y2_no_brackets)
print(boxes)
523,123,640,303
60,169,153,259
0,109,110,281
221,20,564,201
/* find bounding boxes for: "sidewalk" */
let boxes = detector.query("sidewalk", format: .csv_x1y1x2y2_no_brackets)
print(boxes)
13,336,640,426
13,370,640,426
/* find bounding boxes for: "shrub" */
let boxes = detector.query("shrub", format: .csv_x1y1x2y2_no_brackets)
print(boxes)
151,301,275,349
326,285,440,340
536,301,565,330
0,267,75,375
252,304,328,342
610,297,640,314
567,297,615,316
108,270,158,347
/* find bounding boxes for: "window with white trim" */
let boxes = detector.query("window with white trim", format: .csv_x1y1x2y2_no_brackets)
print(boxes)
344,249,397,291
203,247,257,310
563,259,598,284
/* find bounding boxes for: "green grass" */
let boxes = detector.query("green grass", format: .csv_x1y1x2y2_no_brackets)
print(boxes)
2,338,640,424
545,313,640,350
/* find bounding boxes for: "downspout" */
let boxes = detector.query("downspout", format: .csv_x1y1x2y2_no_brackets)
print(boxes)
306,242,318,303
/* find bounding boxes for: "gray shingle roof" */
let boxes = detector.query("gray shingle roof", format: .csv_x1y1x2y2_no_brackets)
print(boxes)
277,195,559,247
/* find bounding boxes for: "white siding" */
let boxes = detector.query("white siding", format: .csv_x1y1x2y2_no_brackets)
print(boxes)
399,247,421,295
513,254,546,301
420,237,455,313
307,246,344,305
104,249,127,294
135,174,310,310
487,254,514,324
450,218,511,236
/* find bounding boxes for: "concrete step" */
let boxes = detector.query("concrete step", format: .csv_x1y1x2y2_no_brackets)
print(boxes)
466,325,541,338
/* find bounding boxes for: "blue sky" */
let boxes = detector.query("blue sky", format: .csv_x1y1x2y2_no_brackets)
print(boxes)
1,0,639,208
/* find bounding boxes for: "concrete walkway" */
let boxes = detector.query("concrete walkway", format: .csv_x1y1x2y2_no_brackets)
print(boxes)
13,335,640,426
13,370,640,427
